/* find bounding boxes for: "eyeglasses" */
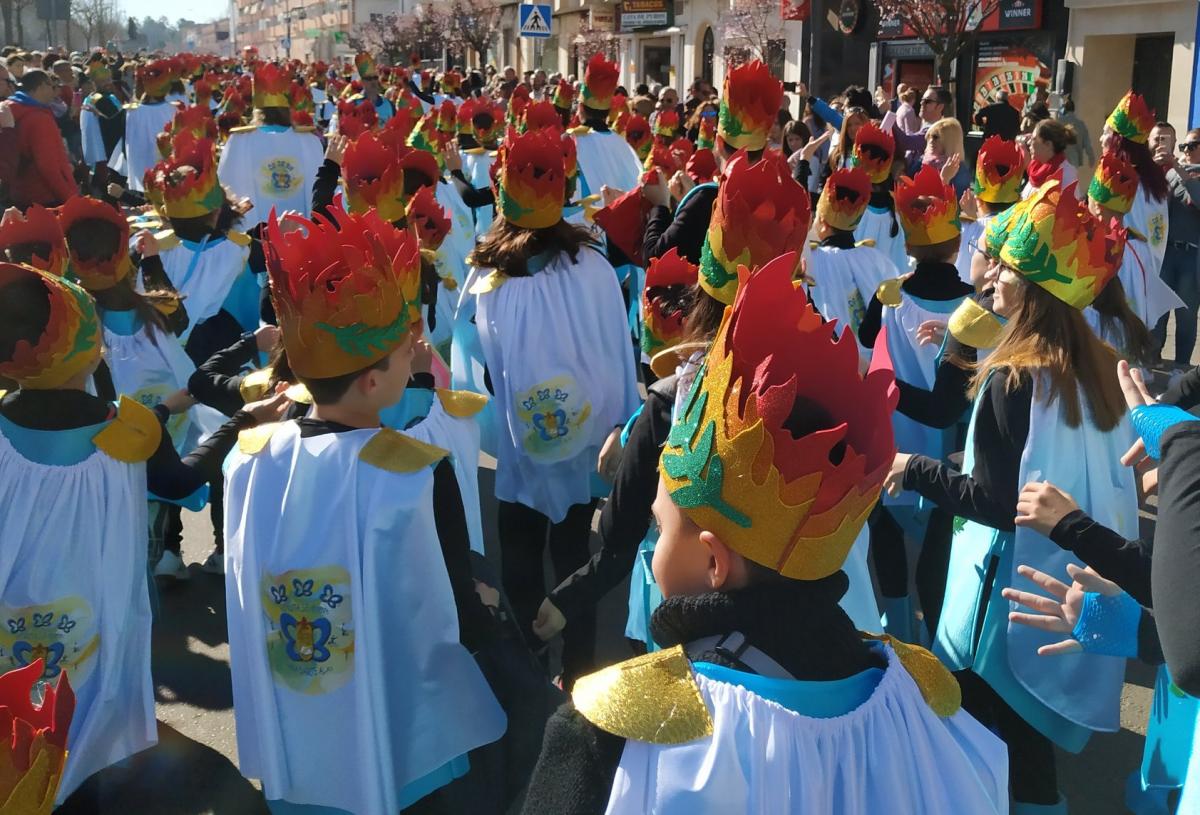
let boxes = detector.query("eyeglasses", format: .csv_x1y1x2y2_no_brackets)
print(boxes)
920,98,938,107
1180,142,1200,152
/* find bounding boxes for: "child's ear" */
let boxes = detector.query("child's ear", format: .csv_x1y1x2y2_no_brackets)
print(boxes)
699,531,735,591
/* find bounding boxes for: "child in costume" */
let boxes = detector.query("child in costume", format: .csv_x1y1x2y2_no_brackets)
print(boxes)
571,54,643,196
957,135,1025,287
643,60,782,266
887,179,1139,813
79,55,126,197
858,165,974,643
1086,151,1181,360
806,165,897,358
454,128,640,685
224,205,506,814
1103,92,1170,273
0,260,278,805
114,58,181,197
522,252,1008,815
217,62,324,230
851,122,909,275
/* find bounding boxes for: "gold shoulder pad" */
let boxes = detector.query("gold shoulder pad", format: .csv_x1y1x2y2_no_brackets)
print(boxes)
229,124,258,134
959,215,977,224
153,228,180,251
238,422,280,455
294,125,317,133
464,147,486,155
239,368,272,403
863,633,961,717
284,382,313,404
568,125,592,136
468,271,506,295
122,102,139,110
808,239,819,249
854,238,877,248
359,428,448,473
93,396,162,463
573,646,713,745
227,229,253,247
88,92,105,105
876,277,905,307
0,390,6,400
435,388,488,418
948,298,1004,350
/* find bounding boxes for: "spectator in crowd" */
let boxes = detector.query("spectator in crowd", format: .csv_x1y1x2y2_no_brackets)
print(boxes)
1154,125,1200,364
894,83,921,134
7,69,77,208
974,89,1020,140
924,116,971,196
1021,86,1051,132
1057,95,1095,170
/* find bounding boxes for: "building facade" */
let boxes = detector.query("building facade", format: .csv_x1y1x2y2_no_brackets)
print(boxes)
179,19,235,58
232,0,399,62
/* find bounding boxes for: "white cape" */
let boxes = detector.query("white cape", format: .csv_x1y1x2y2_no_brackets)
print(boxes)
0,429,154,801
217,127,325,228
475,247,640,521
1118,238,1184,329
158,236,251,338
223,422,506,813
575,130,642,196
805,244,897,357
605,645,1008,815
854,207,910,275
116,101,177,192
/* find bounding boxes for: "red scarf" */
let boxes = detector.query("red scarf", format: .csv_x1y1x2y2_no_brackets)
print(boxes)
1027,153,1066,189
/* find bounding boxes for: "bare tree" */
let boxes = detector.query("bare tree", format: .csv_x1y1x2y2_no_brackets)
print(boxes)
875,0,1003,85
718,0,785,69
351,9,448,66
447,0,499,67
571,20,616,68
73,0,122,48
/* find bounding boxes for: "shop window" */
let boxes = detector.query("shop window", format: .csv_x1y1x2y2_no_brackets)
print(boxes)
642,41,672,86
701,26,714,84
767,38,785,80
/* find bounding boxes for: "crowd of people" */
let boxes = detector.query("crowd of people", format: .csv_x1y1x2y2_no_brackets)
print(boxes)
1,41,1200,815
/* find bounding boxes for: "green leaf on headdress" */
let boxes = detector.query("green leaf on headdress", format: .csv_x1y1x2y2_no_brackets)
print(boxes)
316,316,411,360
717,101,743,140
64,284,99,362
952,515,967,535
698,237,735,293
1006,210,1071,287
1109,108,1136,139
661,383,752,528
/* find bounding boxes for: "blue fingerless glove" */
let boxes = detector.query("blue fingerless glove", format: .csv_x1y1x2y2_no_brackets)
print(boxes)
1130,404,1200,461
1071,590,1141,658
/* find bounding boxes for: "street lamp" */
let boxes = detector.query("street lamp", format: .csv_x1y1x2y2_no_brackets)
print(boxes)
283,2,307,59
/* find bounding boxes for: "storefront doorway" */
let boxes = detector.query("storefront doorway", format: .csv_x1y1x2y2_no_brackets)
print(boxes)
641,38,672,86
1132,33,1174,125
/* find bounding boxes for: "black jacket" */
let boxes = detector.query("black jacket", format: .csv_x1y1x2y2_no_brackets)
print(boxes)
642,183,718,266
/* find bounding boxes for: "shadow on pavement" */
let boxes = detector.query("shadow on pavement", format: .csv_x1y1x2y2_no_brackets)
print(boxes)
151,566,236,711
56,721,268,814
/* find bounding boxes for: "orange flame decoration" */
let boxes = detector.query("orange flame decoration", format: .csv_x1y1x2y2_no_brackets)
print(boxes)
992,179,1126,309
137,57,179,99
851,121,895,185
612,109,631,137
608,92,628,126
697,115,717,149
654,108,680,138
343,130,408,224
507,85,530,127
1087,151,1139,215
817,167,873,232
625,114,652,160
456,97,480,134
406,185,451,251
644,142,684,175
671,136,694,161
718,60,783,152
496,127,565,230
398,144,441,189
661,252,897,580
894,165,960,246
436,98,457,135
158,132,224,219
0,205,68,277
699,151,812,304
0,660,75,815
0,263,101,390
354,52,378,79
521,100,563,134
641,247,698,355
972,135,1025,204
406,113,448,171
290,81,314,113
686,148,717,183
252,62,293,109
265,206,423,379
439,69,462,94
1106,90,1155,145
58,196,133,292
337,98,378,139
385,96,422,142
562,134,579,196
581,53,619,111
553,78,575,110
157,104,217,158
193,76,214,105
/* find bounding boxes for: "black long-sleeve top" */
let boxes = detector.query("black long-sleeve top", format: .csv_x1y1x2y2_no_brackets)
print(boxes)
549,376,676,621
310,158,340,222
188,333,258,417
522,580,879,815
294,417,498,653
449,169,495,208
857,261,974,350
1150,421,1200,694
0,388,253,500
641,183,718,266
902,369,1032,531
1161,366,1200,413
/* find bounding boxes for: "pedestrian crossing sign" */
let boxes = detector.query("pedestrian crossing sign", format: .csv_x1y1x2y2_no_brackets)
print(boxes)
519,4,552,38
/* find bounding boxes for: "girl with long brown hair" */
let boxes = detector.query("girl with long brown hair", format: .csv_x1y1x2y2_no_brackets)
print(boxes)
884,180,1138,814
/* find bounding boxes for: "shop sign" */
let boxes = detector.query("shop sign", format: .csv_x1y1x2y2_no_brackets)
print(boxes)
878,0,1041,39
835,0,859,33
972,41,1051,117
618,0,673,31
589,9,616,30
781,0,811,22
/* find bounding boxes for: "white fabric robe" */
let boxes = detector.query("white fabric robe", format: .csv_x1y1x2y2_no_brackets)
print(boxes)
217,127,325,228
574,130,642,196
158,236,252,339
115,101,177,192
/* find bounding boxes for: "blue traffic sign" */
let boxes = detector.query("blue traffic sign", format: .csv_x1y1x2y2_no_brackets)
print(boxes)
519,4,552,38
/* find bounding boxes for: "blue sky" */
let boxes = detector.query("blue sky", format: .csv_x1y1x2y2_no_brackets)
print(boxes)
122,0,229,23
